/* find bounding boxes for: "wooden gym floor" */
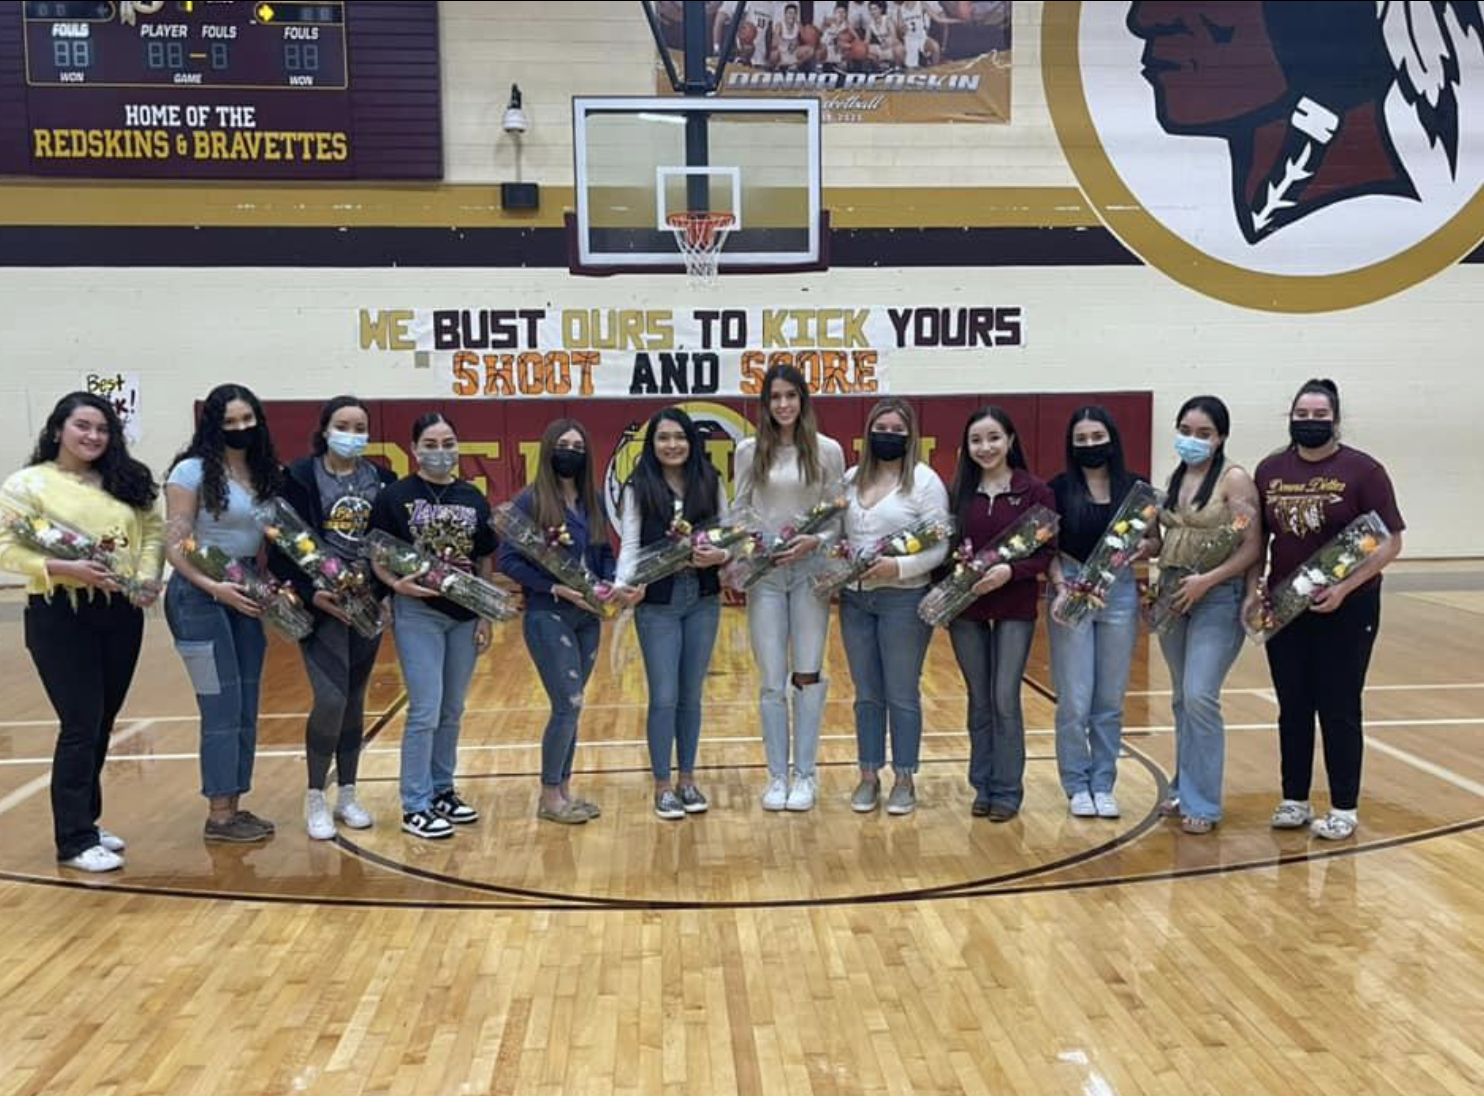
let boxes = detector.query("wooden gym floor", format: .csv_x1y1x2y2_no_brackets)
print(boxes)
1,563,1482,1095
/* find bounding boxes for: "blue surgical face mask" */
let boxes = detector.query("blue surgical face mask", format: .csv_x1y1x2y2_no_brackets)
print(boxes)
327,430,368,459
1174,434,1214,466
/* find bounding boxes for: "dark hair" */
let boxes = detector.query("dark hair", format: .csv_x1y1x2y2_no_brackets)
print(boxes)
529,418,607,541
1289,377,1341,420
171,384,282,517
949,406,1027,531
754,363,823,488
1164,395,1229,513
311,395,371,457
29,392,158,510
412,412,456,444
1061,406,1136,532
624,408,722,527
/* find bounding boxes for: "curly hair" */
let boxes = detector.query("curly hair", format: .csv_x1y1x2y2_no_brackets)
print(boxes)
29,391,158,510
171,384,283,516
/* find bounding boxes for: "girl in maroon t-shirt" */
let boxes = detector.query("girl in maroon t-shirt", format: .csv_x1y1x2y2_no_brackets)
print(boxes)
1247,379,1405,841
944,407,1056,821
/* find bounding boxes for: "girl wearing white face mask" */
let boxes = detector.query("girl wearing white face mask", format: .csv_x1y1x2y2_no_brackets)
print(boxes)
368,413,497,841
1146,395,1261,835
273,395,396,840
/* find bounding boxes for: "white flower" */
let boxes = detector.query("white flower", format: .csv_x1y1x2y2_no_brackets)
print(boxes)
1291,574,1316,597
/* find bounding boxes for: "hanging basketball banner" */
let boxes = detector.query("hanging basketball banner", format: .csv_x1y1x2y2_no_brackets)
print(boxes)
357,304,1026,400
654,1,1012,124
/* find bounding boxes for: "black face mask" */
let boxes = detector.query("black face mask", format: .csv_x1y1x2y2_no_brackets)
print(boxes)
550,449,586,480
869,431,910,462
223,426,260,451
1289,420,1335,449
1073,442,1112,469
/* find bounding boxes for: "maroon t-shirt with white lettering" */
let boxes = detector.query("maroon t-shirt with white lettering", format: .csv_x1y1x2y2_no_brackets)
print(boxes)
1255,445,1404,586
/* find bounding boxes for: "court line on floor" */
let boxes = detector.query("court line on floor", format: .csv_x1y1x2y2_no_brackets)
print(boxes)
4,717,1481,768
1366,738,1484,798
0,721,157,816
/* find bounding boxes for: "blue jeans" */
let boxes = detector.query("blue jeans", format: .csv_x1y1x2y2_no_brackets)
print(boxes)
839,585,933,774
949,617,1036,810
1049,565,1138,796
636,571,721,782
1159,576,1245,821
747,553,831,779
521,595,602,787
392,596,479,813
165,573,267,799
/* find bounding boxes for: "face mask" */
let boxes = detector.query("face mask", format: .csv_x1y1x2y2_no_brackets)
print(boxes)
869,431,909,462
222,426,259,451
416,448,459,476
1174,434,1214,466
1073,442,1112,469
550,449,586,480
327,430,368,460
1289,420,1334,449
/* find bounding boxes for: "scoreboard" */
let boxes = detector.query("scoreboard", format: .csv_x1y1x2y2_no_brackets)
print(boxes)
0,0,441,179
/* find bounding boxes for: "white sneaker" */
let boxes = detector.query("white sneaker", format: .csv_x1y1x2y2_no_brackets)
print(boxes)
762,776,789,811
1271,799,1314,829
305,789,336,841
98,828,126,852
1093,792,1121,819
1069,791,1097,817
786,774,817,812
335,785,373,829
61,845,123,873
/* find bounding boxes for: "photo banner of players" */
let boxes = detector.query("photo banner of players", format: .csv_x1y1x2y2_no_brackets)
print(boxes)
358,304,1027,400
654,1,1012,124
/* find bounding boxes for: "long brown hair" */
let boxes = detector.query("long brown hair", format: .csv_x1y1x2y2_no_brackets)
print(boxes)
752,363,823,487
530,419,606,539
855,397,919,494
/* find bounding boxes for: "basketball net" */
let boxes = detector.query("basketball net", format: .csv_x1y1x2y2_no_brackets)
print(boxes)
666,211,735,288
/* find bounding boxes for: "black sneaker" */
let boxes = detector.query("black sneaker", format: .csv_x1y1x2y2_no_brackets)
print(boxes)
678,785,709,814
234,810,276,835
431,791,479,825
205,815,271,843
401,810,454,840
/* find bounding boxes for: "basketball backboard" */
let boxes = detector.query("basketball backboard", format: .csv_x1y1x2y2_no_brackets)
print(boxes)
570,95,824,276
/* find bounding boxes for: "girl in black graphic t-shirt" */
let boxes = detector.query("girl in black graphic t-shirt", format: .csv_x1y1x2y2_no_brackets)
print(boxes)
1247,379,1405,841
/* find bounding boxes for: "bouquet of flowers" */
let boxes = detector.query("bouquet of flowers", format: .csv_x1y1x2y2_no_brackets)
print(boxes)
622,503,757,589
724,480,850,591
258,497,385,638
918,506,1059,628
362,529,516,623
810,516,955,598
1054,482,1162,630
489,502,618,618
1243,511,1391,644
1142,501,1255,636
1,504,161,607
178,536,314,640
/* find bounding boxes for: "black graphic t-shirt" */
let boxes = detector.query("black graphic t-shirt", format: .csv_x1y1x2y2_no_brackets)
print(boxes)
369,476,496,622
1256,445,1405,585
314,458,383,557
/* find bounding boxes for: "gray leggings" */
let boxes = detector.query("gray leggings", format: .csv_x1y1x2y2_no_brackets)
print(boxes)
302,616,382,790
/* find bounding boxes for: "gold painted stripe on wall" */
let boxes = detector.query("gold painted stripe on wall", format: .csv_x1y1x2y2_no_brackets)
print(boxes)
0,183,1102,229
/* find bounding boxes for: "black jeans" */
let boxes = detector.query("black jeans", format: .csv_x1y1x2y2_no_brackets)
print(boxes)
24,594,144,859
1264,582,1381,811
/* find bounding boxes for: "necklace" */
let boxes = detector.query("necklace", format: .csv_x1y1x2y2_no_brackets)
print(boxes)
420,477,455,506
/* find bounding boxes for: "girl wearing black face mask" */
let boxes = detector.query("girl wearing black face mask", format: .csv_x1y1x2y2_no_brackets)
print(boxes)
497,418,616,825
1247,379,1405,842
164,384,284,842
1046,406,1152,823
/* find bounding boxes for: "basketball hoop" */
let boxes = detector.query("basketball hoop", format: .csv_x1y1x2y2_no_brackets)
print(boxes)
666,211,736,287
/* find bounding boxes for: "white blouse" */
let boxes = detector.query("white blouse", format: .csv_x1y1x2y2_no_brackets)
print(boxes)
732,434,847,541
842,462,951,590
615,480,732,586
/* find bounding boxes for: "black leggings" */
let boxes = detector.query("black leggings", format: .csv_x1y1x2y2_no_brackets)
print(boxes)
1264,582,1381,811
24,594,144,859
302,616,383,789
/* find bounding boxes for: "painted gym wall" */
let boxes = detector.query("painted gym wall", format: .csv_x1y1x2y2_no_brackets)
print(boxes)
0,1,1478,557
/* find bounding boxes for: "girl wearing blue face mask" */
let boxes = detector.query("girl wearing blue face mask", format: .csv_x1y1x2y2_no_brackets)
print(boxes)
274,396,396,840
1146,395,1261,834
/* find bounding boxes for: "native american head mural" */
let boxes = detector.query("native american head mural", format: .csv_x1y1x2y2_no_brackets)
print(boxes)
1128,1,1484,242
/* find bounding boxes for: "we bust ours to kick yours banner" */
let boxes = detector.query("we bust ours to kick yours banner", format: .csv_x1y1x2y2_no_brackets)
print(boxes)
358,305,1026,399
